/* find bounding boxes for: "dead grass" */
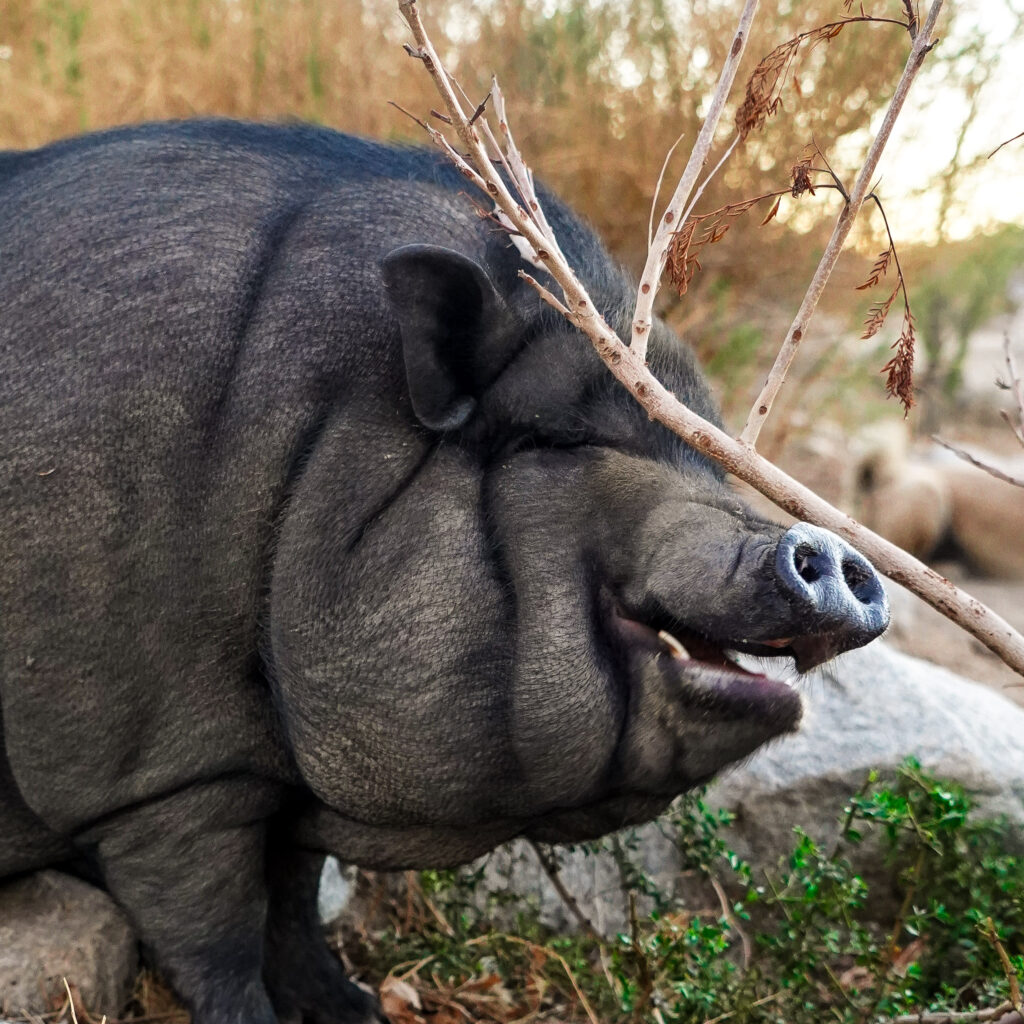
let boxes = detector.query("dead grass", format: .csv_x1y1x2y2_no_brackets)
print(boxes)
0,0,981,438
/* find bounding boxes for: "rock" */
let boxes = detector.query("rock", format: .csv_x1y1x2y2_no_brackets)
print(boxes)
318,855,355,924
412,642,1024,937
710,641,1024,869
0,870,137,1019
884,576,1024,705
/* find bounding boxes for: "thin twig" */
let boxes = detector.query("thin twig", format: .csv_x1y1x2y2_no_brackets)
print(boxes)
63,979,80,1024
741,0,943,446
881,1003,1015,1023
468,934,601,1024
981,918,1023,1013
709,875,752,970
1003,335,1024,447
989,130,1024,159
628,891,654,1022
649,131,687,248
932,437,1024,489
680,136,742,236
631,0,760,363
901,0,919,39
527,840,602,942
701,990,785,1024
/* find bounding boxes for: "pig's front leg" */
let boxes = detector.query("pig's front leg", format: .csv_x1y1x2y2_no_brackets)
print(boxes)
84,782,281,1024
263,843,382,1024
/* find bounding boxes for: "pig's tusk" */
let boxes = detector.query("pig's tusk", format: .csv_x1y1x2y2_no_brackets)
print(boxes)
658,629,692,660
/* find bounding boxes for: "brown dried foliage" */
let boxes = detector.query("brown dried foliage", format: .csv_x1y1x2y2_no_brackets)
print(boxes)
791,156,817,196
858,246,894,291
881,308,917,410
736,21,848,140
861,283,900,340
666,152,835,295
736,9,917,141
380,969,527,1024
666,192,789,294
854,223,917,413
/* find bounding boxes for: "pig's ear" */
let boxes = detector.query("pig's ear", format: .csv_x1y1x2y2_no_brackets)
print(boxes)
381,244,507,432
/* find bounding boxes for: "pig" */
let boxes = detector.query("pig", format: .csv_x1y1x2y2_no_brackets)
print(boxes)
0,119,889,1024
853,421,1024,578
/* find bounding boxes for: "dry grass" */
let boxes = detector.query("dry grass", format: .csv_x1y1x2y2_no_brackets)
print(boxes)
0,0,969,435
0,0,907,259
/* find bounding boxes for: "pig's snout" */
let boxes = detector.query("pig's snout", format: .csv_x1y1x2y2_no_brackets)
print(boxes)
776,523,889,641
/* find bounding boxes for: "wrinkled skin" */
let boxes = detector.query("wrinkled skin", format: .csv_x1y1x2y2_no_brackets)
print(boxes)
0,121,888,1024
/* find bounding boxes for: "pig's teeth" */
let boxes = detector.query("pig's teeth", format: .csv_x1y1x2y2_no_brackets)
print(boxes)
658,629,691,659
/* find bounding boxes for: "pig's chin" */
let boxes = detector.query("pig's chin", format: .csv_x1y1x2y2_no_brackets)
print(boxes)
605,601,803,736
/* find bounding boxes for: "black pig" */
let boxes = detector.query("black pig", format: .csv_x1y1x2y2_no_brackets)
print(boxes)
0,120,889,1024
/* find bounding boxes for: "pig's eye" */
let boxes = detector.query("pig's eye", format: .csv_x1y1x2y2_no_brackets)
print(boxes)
500,435,539,456
498,430,597,458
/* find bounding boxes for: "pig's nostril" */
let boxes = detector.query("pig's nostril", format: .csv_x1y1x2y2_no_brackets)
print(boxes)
775,523,889,641
793,545,821,584
842,558,875,603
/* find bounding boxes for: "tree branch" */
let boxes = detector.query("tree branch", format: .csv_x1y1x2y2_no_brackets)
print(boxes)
1003,335,1024,448
631,0,760,364
881,1003,1017,1024
527,840,602,943
395,0,1024,681
740,0,944,446
932,437,1024,489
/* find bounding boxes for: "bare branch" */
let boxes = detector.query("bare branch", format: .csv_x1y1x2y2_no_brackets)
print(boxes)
709,874,752,969
901,0,919,39
989,129,1024,160
881,1003,1017,1024
528,840,602,942
519,270,572,317
932,437,1024,489
1003,335,1024,447
649,130,687,249
395,0,1024,681
398,0,607,345
740,0,943,446
981,917,1023,1014
631,0,760,364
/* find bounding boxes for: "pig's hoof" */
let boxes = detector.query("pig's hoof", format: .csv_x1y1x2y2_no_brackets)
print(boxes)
266,957,384,1024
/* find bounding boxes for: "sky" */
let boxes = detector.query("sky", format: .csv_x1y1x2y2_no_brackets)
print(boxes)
872,0,1024,242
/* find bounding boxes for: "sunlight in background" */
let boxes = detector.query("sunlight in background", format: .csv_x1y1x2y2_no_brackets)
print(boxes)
824,0,1024,243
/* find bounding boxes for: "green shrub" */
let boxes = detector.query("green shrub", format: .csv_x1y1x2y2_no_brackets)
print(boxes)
346,760,1023,1023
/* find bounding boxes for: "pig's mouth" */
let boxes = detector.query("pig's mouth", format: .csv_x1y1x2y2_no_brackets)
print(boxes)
605,600,803,730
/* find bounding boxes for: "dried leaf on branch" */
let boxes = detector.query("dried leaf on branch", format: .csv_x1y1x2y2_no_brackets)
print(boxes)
791,156,816,196
665,191,789,295
736,23,845,139
852,197,916,410
858,247,894,290
881,308,917,411
862,284,901,340
736,11,920,141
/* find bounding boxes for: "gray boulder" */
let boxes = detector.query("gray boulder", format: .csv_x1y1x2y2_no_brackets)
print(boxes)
0,870,136,1018
711,641,1024,866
